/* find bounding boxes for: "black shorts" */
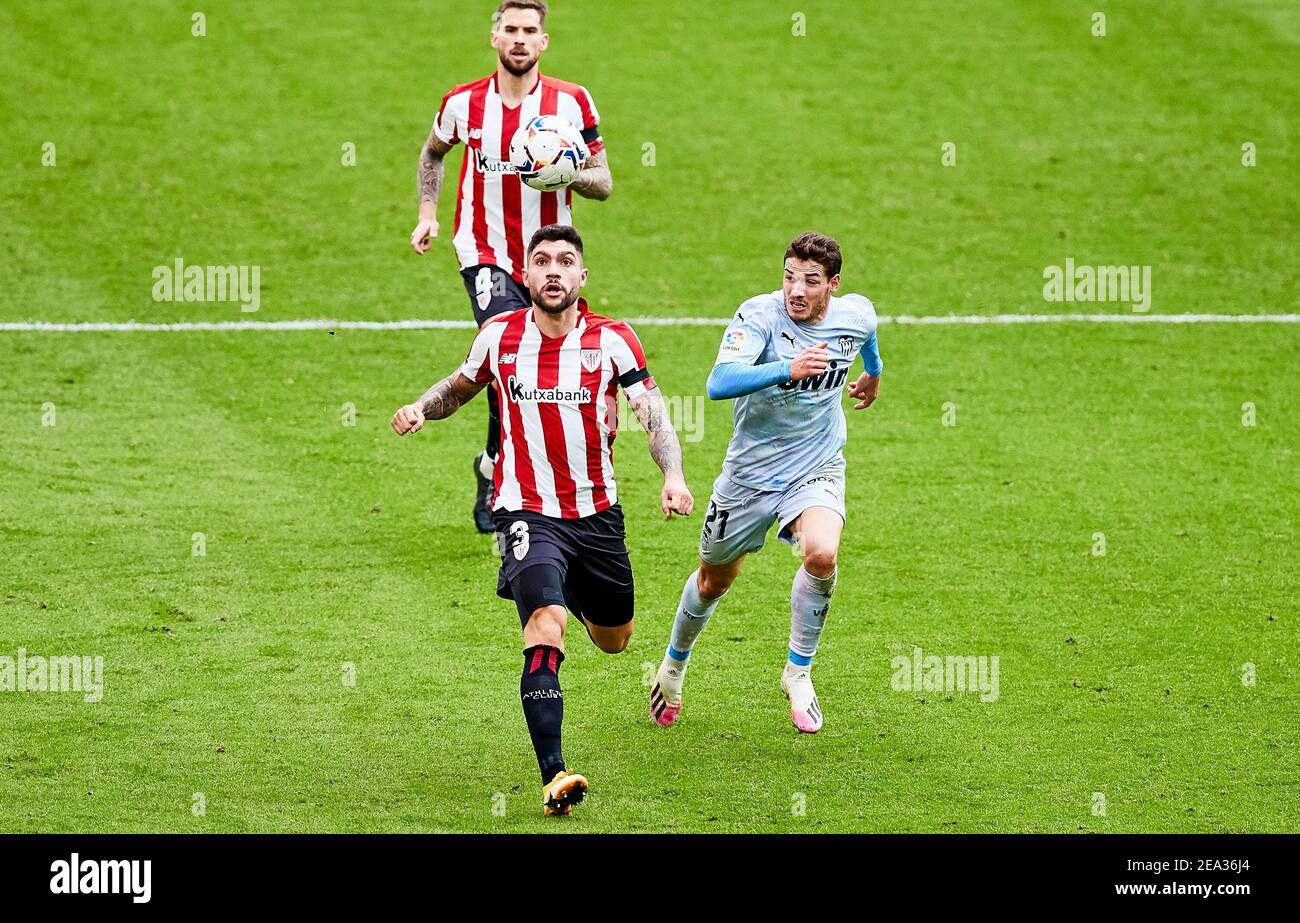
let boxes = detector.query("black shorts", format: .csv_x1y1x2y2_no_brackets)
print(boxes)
494,506,635,629
461,264,531,327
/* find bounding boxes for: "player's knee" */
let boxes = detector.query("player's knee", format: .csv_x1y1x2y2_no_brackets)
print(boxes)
594,628,631,654
697,568,732,600
802,546,837,578
525,605,566,647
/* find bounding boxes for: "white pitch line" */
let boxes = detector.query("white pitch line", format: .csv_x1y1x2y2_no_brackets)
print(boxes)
0,313,1296,332
883,313,1300,325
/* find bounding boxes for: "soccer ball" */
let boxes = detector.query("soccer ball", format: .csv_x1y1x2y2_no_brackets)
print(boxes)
509,115,589,191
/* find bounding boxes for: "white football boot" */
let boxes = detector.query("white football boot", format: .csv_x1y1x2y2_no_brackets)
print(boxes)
781,661,824,733
649,655,687,727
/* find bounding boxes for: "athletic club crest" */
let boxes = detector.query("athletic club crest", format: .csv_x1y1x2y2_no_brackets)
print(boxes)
580,348,602,373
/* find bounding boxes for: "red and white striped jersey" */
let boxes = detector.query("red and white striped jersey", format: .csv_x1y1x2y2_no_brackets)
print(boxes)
459,301,655,519
433,73,604,285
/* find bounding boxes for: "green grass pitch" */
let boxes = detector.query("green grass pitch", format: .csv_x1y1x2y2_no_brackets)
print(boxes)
0,1,1296,832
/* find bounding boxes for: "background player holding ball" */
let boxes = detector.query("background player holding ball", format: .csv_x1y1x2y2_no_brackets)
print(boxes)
409,0,612,534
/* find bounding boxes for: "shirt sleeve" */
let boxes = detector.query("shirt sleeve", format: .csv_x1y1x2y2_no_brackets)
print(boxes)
842,293,883,376
606,322,656,399
575,85,603,155
706,360,792,400
431,89,461,146
458,323,497,384
859,331,883,376
713,304,769,368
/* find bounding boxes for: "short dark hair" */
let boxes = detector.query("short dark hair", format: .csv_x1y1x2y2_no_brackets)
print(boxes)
785,231,842,278
493,0,547,27
527,224,583,258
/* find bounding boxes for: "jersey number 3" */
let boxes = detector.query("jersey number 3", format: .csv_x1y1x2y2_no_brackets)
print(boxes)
502,520,530,561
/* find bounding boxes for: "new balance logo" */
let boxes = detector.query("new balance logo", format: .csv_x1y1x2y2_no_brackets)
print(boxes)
507,375,591,404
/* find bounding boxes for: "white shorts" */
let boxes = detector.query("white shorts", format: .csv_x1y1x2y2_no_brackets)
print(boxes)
698,454,846,565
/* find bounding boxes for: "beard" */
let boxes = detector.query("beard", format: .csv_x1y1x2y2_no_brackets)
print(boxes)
786,294,829,323
530,281,578,313
498,48,538,76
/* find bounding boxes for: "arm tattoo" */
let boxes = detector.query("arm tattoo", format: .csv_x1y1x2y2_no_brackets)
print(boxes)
570,149,612,201
415,372,484,420
631,388,683,477
418,133,451,205
418,149,444,206
416,374,461,420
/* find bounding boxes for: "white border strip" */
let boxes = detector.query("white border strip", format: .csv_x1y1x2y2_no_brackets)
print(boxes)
0,314,1296,332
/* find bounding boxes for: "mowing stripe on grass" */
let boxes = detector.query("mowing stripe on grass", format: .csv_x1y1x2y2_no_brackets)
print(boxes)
0,314,1297,332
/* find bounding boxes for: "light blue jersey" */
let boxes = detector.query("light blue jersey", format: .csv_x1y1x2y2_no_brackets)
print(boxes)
712,290,881,491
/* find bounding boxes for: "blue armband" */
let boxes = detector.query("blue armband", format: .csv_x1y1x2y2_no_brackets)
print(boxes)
707,360,792,400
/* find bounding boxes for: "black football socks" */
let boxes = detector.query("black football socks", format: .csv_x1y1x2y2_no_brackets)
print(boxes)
520,645,565,782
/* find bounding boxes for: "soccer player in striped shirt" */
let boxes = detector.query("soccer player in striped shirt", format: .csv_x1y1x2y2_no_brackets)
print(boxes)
409,0,612,536
649,232,884,735
392,225,692,816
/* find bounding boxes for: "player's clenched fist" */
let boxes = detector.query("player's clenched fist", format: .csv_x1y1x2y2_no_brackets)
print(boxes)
789,341,831,381
661,477,694,519
391,403,425,435
410,217,439,254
